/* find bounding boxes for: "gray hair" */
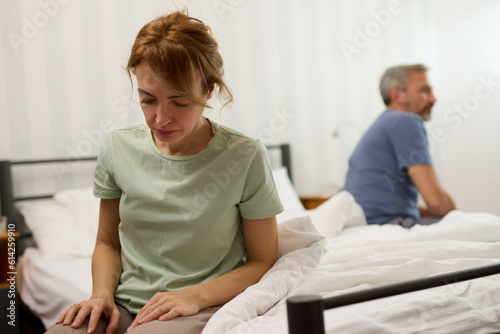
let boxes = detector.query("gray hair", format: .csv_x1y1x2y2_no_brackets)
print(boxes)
379,64,429,106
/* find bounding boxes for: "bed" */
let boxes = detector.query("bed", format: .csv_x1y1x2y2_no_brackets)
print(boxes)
2,144,500,333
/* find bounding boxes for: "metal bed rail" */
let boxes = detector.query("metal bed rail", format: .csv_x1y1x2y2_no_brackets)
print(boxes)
0,157,98,228
286,262,500,334
266,143,292,183
0,144,290,227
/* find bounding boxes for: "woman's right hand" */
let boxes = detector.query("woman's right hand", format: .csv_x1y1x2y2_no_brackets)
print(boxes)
56,295,121,334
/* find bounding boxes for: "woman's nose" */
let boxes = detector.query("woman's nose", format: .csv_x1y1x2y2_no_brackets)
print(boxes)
156,105,173,126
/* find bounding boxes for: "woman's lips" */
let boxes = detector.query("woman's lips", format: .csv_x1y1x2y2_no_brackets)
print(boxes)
156,129,176,136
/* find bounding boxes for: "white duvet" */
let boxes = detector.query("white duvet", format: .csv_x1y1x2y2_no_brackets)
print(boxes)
17,191,500,333
203,193,500,334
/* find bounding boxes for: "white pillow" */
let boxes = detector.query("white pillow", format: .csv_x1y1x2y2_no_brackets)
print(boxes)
308,190,367,238
272,166,305,213
54,187,99,236
17,170,304,261
16,188,99,261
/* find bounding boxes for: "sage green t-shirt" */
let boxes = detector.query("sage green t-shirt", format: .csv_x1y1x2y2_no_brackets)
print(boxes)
93,120,283,314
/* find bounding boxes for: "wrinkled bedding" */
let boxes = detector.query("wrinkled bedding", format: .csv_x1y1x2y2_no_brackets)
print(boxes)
17,191,500,333
203,193,500,334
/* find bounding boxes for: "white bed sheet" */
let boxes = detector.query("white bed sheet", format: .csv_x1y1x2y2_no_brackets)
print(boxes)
16,190,500,333
17,248,92,329
203,201,500,334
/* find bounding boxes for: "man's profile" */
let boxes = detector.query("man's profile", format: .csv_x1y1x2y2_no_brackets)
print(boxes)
343,64,456,228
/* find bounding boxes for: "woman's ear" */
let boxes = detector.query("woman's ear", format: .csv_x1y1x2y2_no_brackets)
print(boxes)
207,84,215,100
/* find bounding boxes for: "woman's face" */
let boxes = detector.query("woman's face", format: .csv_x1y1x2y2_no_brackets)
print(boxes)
135,61,213,154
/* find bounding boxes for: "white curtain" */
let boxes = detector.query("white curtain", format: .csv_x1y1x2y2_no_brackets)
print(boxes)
1,0,499,214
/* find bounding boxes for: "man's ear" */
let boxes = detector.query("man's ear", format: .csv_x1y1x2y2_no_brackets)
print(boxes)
389,87,406,106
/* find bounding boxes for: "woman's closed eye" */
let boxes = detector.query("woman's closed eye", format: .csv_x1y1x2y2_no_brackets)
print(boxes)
141,99,156,105
173,101,190,108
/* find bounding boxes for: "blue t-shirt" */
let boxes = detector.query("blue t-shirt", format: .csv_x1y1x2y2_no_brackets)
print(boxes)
343,109,432,224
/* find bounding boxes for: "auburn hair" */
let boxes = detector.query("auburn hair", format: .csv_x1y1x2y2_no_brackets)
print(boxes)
126,9,233,109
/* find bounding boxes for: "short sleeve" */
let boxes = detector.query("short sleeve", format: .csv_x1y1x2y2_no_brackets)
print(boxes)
93,134,122,199
238,141,284,220
389,116,432,170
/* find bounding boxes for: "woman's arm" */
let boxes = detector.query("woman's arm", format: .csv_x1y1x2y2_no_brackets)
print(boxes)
91,198,122,302
193,216,279,308
56,198,122,334
129,216,278,329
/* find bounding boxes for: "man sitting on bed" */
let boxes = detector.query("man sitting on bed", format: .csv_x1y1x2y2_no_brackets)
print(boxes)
343,64,456,228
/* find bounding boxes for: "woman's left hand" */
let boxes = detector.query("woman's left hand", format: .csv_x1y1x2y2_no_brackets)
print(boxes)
128,216,278,331
127,289,201,330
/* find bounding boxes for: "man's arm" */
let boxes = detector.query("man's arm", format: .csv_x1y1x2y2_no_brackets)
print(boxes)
407,164,456,217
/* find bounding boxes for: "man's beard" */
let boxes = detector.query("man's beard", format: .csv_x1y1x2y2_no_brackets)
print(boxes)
407,102,434,121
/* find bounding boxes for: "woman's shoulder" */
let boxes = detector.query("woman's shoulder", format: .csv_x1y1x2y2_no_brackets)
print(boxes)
101,123,151,152
108,123,149,135
210,120,264,157
104,123,149,141
212,121,250,139
211,121,259,145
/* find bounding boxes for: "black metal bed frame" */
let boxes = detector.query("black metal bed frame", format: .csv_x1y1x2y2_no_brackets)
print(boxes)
8,146,498,333
0,143,291,235
265,143,293,183
0,144,292,333
287,262,500,334
0,157,98,229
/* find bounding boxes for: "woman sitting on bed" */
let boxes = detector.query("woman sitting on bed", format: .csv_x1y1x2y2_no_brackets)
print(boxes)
48,9,282,334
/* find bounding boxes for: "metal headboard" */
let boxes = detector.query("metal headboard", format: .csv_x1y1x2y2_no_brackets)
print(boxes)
0,157,98,229
0,143,292,231
266,143,292,184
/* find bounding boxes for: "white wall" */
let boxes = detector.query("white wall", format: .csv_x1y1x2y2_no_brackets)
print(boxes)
1,0,499,214
429,0,500,214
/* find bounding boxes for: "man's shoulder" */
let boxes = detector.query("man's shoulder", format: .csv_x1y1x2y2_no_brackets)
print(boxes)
374,109,423,132
381,109,422,123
